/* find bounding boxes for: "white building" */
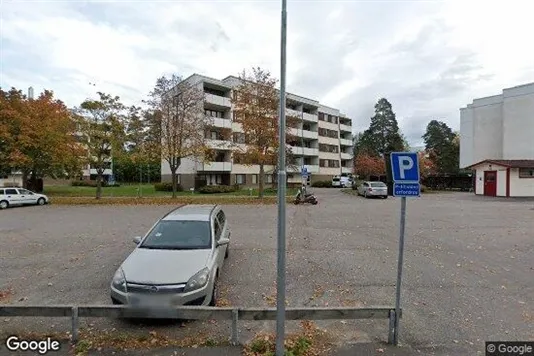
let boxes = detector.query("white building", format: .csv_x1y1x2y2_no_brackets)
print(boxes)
161,74,353,189
459,82,534,197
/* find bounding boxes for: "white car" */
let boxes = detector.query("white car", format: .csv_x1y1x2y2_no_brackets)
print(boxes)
0,187,50,209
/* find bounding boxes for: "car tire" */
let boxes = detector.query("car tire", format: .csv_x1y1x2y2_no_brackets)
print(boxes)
37,198,45,206
0,200,8,209
209,277,218,306
383,196,388,199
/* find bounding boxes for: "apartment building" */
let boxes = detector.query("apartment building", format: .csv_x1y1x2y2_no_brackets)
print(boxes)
161,74,353,189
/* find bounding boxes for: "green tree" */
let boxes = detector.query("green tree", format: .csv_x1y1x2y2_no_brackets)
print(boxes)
422,120,459,174
76,92,127,199
358,98,405,157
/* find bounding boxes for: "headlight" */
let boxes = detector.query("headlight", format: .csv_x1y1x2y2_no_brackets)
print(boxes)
184,268,210,292
111,268,127,292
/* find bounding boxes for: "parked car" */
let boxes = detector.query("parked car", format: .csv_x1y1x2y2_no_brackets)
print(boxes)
0,187,49,209
110,204,230,308
332,176,352,188
356,181,388,199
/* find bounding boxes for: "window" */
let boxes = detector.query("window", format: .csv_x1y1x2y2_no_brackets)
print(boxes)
0,189,4,195
519,168,534,178
216,210,226,233
235,174,245,184
251,174,258,184
18,189,33,195
318,113,325,121
265,175,273,183
214,218,222,241
5,189,18,195
138,220,212,250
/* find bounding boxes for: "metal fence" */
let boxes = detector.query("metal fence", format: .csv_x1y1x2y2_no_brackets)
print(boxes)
0,305,402,345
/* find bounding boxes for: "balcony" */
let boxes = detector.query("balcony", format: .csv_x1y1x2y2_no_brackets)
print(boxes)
207,139,233,150
290,146,319,156
210,117,232,129
339,138,352,146
341,167,352,174
205,93,231,108
288,128,319,140
340,152,352,160
303,112,318,123
339,124,352,133
200,162,233,172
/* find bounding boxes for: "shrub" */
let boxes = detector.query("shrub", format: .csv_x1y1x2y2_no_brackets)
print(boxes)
420,184,427,193
311,180,331,188
71,180,120,187
198,185,237,194
154,182,182,192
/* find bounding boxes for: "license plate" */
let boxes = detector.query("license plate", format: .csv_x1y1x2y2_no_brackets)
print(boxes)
129,295,171,307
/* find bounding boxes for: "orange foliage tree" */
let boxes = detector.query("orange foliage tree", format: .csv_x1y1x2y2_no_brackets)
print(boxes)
418,151,437,178
0,87,86,188
354,153,386,180
231,67,298,197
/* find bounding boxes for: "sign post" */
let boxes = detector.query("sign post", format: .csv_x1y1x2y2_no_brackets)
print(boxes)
389,152,420,345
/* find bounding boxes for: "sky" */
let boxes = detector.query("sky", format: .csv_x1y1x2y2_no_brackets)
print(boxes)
1,0,534,147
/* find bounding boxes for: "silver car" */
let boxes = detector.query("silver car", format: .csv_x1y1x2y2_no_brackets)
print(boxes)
110,204,230,308
356,181,388,199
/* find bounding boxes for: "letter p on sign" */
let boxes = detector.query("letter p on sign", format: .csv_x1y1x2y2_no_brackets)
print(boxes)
391,152,420,182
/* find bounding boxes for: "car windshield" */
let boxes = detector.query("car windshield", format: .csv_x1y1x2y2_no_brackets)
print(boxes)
139,220,211,250
370,182,386,187
333,178,340,181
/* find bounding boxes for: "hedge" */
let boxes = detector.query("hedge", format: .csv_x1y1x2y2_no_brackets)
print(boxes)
71,180,120,187
198,185,238,194
50,196,292,206
311,180,332,188
154,182,183,192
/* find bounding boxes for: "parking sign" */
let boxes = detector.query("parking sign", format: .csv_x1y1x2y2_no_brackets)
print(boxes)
390,152,420,197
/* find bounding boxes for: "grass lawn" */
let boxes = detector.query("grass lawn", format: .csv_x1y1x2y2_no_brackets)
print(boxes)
44,184,299,197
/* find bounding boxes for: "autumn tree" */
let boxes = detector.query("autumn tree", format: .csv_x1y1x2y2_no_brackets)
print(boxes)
146,74,211,197
232,67,298,197
76,92,126,199
418,151,437,178
0,88,85,189
354,153,386,180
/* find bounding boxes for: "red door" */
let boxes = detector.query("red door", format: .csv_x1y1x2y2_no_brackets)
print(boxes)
484,171,497,196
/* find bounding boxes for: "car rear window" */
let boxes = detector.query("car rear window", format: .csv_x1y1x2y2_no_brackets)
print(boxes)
370,182,386,187
332,178,340,181
139,220,211,250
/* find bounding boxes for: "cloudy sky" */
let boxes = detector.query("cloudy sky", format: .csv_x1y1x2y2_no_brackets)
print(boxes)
1,0,533,146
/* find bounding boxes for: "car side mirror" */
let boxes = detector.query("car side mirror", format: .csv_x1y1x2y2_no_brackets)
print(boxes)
217,237,230,247
133,236,142,245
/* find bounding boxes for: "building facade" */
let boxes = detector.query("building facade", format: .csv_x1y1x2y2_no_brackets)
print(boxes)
460,82,534,197
161,74,353,189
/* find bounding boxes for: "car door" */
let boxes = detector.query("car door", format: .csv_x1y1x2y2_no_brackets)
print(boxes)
4,188,22,206
214,210,228,268
17,188,37,204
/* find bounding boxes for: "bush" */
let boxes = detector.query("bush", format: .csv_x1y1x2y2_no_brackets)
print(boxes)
311,180,331,188
420,184,427,193
70,180,120,187
351,180,364,190
198,185,237,194
154,182,182,192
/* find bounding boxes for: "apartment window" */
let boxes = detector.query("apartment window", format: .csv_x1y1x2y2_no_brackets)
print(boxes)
319,159,340,168
320,159,326,167
519,168,534,178
205,110,223,118
233,132,246,144
210,131,218,140
265,175,273,183
319,144,339,153
235,174,245,185
251,174,258,184
318,113,325,121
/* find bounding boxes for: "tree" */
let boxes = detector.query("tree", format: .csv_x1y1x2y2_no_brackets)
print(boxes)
418,151,437,178
0,87,85,188
231,67,298,198
354,153,385,180
422,120,459,174
146,74,211,197
77,92,126,199
358,98,405,157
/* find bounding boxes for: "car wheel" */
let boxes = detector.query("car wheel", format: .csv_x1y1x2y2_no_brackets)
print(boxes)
209,278,219,306
0,200,8,209
383,195,388,199
37,198,45,206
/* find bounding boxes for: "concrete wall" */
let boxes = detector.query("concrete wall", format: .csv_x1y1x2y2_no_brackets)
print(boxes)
474,162,506,195
459,107,474,168
496,170,507,197
471,96,503,165
502,84,534,159
509,168,534,197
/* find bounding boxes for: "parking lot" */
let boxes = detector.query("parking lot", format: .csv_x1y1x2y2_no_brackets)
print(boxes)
1,188,533,354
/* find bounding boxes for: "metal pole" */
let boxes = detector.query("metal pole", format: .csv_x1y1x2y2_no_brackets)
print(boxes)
301,107,305,194
393,196,407,345
275,0,288,355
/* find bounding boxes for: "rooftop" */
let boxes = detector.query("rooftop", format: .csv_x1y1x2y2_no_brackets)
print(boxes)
162,204,217,221
466,159,534,169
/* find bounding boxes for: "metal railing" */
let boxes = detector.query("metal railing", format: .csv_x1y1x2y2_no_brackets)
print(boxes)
0,305,402,346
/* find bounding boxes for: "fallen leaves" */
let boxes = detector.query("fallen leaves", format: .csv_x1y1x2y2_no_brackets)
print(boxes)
50,196,293,206
0,287,14,303
243,321,333,356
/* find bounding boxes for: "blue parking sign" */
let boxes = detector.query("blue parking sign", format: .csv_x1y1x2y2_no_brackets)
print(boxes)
390,152,420,182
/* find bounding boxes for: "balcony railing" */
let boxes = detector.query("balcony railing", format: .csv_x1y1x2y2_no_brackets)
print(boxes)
207,139,233,150
205,93,231,108
290,147,319,156
209,117,232,129
339,138,352,146
286,109,318,123
339,124,352,132
340,152,352,160
200,162,233,172
288,128,318,140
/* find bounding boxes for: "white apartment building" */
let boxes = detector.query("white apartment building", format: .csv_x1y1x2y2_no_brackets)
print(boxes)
161,74,353,189
459,82,534,197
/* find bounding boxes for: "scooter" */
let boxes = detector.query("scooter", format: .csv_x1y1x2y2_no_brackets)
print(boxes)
294,189,318,205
